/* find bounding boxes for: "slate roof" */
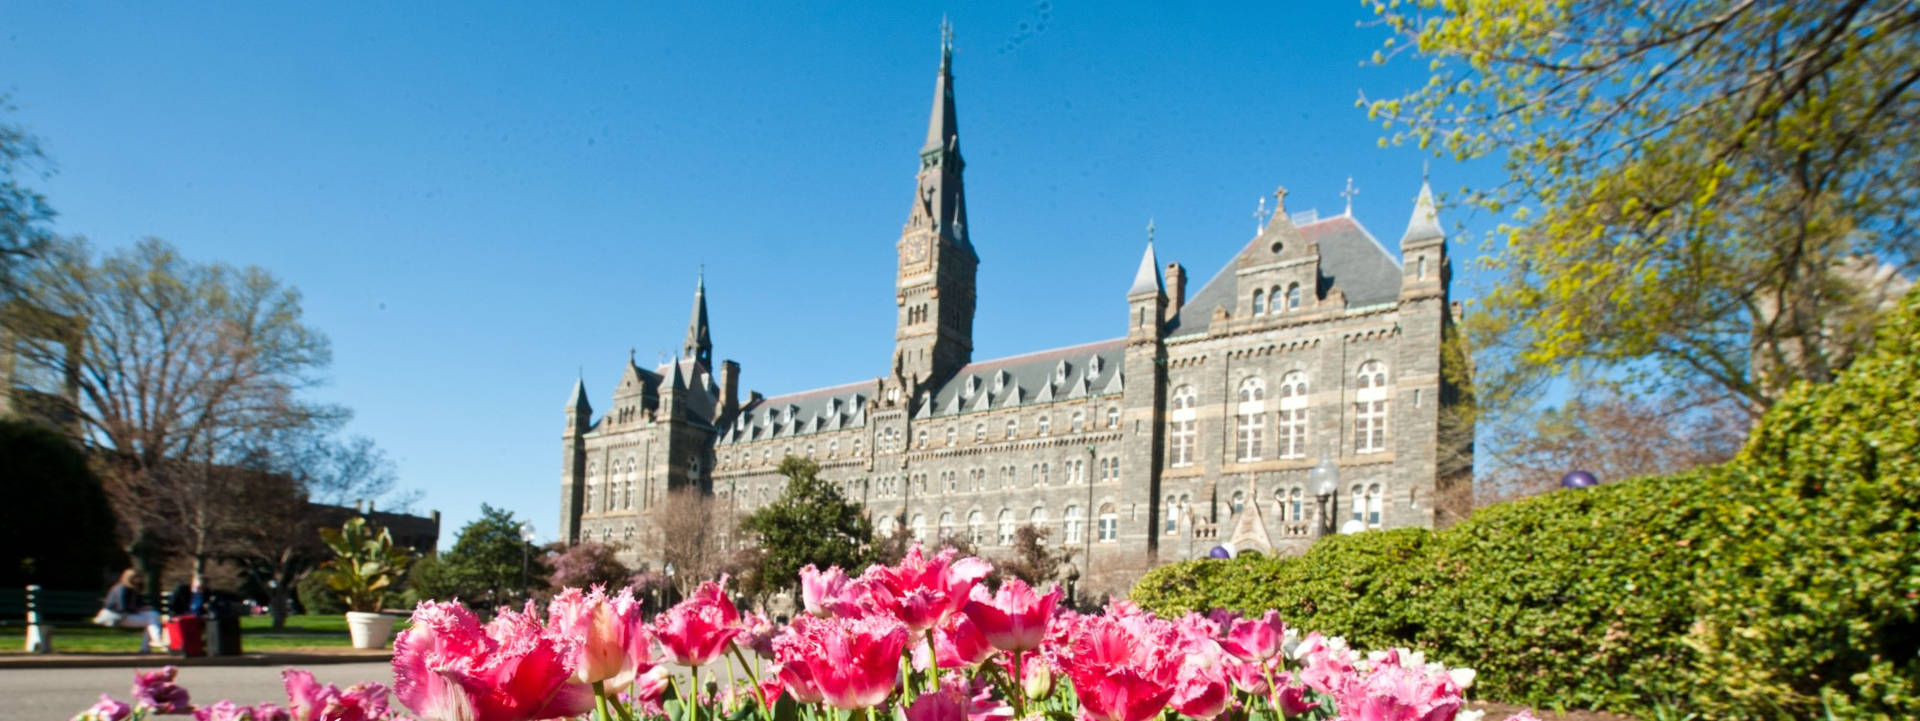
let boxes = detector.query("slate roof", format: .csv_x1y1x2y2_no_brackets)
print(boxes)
923,338,1126,418
1169,215,1402,338
720,380,871,444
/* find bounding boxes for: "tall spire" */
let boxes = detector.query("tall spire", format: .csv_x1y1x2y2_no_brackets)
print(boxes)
566,375,591,414
682,268,712,367
925,18,958,155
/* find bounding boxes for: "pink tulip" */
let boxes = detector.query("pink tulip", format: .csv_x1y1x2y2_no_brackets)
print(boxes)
770,660,824,705
1291,633,1357,697
133,666,192,714
252,705,293,721
932,614,995,669
546,586,655,692
1270,678,1320,719
800,565,855,617
773,613,911,710
1057,603,1182,721
72,695,133,721
862,545,992,632
1222,610,1287,663
1332,658,1462,721
391,600,593,721
956,674,1013,721
736,610,780,659
654,577,743,667
1170,663,1233,720
283,669,393,721
620,667,672,718
904,689,969,721
961,578,1060,653
1225,658,1269,696
193,701,252,721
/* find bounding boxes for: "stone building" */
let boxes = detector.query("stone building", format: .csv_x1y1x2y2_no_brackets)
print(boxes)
560,35,1473,596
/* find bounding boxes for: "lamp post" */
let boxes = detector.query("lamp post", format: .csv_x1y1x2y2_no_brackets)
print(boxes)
1309,452,1340,537
518,522,536,602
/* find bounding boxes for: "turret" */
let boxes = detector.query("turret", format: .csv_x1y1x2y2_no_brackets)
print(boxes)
565,376,593,435
684,270,713,368
1399,180,1448,301
1128,223,1168,344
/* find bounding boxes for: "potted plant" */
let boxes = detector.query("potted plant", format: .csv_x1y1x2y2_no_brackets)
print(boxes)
318,516,413,649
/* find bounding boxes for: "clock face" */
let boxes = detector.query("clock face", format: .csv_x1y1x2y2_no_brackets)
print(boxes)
902,235,929,265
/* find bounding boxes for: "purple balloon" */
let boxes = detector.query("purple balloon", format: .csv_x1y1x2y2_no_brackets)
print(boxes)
1560,471,1600,489
1208,545,1233,559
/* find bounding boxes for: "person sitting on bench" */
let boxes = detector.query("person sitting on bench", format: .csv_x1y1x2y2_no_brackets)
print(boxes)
96,569,164,653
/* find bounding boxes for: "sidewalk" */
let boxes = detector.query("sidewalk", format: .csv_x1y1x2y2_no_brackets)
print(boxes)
0,647,390,670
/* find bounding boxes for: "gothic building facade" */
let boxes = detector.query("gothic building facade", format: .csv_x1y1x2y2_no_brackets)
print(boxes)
560,38,1473,596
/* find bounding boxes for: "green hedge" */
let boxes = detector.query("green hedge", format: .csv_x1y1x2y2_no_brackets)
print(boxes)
1132,291,1920,718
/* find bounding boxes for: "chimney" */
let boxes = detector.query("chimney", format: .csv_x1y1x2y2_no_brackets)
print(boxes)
1164,263,1187,322
718,360,741,420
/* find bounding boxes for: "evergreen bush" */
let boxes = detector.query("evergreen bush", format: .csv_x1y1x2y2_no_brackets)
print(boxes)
1133,290,1920,718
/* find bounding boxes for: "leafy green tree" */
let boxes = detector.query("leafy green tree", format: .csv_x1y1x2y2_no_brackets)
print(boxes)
0,419,122,589
1368,0,1919,417
740,457,876,592
409,504,544,609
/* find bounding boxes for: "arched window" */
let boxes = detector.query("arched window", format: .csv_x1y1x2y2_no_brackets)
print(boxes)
830,439,841,457
974,423,986,442
1286,283,1302,310
1163,495,1180,535
910,513,926,541
877,515,898,538
1354,361,1390,453
623,524,635,543
1030,506,1048,529
1168,385,1198,466
1290,487,1305,521
1231,490,1246,514
938,511,954,539
998,509,1015,546
1098,503,1118,541
1268,285,1282,314
1106,406,1120,428
1070,411,1084,433
1251,288,1266,314
1366,484,1383,528
1005,418,1018,439
914,431,926,449
1236,377,1266,461
1037,414,1051,435
946,426,957,446
1350,485,1364,523
967,510,985,545
1064,505,1084,544
585,462,597,512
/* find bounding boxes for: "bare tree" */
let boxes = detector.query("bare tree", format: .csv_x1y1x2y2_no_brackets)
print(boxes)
654,488,732,597
1478,389,1748,504
5,236,338,583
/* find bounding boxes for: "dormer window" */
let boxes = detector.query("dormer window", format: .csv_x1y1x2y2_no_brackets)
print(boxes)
993,370,1010,394
1088,355,1103,375
964,376,980,398
826,398,839,415
1054,361,1070,385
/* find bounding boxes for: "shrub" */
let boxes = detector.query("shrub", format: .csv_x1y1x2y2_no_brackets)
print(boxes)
1134,289,1920,718
296,572,346,615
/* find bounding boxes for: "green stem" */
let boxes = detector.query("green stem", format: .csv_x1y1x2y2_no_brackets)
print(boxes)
691,666,703,721
730,646,773,721
1011,650,1026,719
900,649,917,706
595,681,611,721
924,633,942,693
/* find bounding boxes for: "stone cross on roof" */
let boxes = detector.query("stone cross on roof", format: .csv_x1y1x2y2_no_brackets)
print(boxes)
1342,176,1360,216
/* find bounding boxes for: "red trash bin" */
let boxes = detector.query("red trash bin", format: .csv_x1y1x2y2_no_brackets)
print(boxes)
165,615,206,657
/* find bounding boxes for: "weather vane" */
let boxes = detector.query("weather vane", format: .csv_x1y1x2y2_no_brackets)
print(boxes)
1341,176,1360,216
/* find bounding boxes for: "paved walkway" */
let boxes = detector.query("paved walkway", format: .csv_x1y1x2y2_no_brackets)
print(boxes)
0,661,393,721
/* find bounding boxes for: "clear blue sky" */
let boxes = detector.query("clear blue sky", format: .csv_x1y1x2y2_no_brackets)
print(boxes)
2,2,1504,547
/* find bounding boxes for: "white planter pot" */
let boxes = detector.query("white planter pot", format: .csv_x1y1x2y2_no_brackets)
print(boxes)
344,611,396,650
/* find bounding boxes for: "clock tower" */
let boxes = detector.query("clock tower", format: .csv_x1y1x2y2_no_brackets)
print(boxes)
893,22,977,399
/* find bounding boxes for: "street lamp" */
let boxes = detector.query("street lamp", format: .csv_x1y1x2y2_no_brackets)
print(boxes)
518,522,536,601
1309,452,1340,536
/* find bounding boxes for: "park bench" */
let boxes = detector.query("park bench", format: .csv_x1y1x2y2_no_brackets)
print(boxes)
2,585,109,653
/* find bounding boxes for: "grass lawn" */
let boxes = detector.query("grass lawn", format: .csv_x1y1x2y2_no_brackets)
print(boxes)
2,614,410,654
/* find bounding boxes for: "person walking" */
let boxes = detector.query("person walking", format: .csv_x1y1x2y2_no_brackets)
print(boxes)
96,569,164,653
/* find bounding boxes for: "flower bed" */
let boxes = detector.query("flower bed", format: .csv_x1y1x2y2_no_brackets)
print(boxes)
73,546,1542,721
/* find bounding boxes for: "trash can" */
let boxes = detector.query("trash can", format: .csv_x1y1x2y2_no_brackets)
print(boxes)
165,616,206,657
205,598,242,656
